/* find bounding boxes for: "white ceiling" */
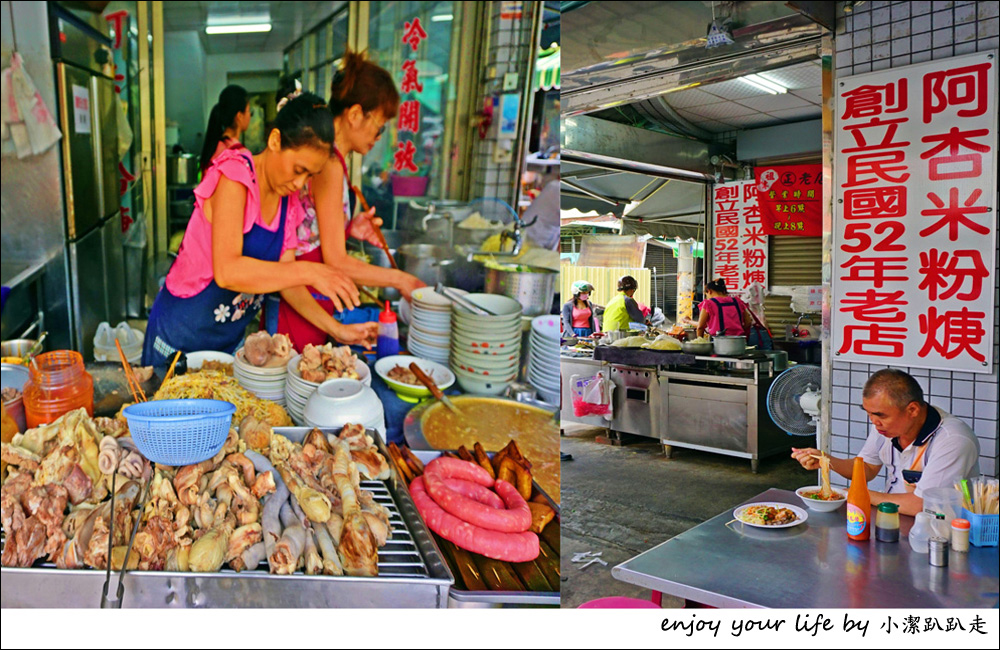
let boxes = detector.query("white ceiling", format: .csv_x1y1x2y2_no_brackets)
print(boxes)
651,61,823,134
163,1,343,55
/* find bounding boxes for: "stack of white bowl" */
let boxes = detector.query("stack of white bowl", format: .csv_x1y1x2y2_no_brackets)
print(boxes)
284,354,372,425
234,348,287,406
449,293,523,396
406,287,468,364
303,378,386,437
527,315,561,404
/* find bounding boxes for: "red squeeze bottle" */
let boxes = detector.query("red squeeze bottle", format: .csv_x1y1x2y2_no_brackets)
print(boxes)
846,456,871,541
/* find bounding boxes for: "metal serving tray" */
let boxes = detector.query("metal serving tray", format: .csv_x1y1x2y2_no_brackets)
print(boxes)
405,449,560,608
1,427,454,608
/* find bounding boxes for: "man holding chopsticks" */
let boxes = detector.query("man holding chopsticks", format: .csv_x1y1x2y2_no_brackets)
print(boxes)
792,369,980,516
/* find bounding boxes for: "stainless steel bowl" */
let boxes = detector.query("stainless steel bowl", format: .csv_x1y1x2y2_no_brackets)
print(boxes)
484,267,556,317
1,339,38,358
681,341,714,355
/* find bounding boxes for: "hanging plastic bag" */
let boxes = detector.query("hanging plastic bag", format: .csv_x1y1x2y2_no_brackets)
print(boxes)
571,372,614,420
8,52,61,157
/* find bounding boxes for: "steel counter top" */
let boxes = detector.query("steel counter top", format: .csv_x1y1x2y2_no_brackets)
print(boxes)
613,488,1000,609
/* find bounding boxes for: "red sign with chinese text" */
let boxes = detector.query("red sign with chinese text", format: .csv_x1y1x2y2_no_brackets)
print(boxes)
711,180,768,293
833,51,997,373
755,164,823,236
394,17,425,174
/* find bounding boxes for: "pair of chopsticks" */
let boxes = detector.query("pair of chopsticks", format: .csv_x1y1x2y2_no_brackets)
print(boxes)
349,183,398,270
115,340,147,403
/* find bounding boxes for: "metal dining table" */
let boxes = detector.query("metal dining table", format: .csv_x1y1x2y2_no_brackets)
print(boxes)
612,488,1000,608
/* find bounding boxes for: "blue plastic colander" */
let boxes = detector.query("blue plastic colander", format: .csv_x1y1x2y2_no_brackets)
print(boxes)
122,399,236,466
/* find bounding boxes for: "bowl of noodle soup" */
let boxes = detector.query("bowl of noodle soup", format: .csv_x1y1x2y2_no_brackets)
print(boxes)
795,485,847,512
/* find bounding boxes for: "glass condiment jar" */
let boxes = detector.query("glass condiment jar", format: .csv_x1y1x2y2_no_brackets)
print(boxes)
23,350,94,428
908,511,933,554
950,518,971,553
875,502,900,543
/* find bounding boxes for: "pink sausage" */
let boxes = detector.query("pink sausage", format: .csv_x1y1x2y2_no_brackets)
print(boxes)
410,476,539,563
424,457,494,487
424,473,531,533
440,478,504,510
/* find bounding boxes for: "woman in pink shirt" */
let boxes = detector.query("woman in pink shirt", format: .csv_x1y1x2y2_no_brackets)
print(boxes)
142,93,375,367
199,85,251,174
696,278,751,339
561,281,600,337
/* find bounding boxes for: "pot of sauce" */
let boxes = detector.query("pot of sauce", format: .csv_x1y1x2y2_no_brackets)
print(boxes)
403,395,560,501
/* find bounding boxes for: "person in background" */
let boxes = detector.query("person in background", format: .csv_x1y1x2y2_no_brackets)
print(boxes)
199,85,251,173
696,278,751,339
601,275,646,332
791,369,980,516
562,281,600,337
275,51,426,353
143,93,376,368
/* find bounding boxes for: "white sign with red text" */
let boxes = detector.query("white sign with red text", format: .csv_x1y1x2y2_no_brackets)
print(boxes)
712,179,768,294
833,51,998,373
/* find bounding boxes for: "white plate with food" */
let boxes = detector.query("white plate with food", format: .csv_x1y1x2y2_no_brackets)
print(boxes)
733,502,808,529
286,350,371,387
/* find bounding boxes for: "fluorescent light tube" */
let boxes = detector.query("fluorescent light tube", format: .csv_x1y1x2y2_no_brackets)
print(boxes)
206,23,272,34
431,14,453,22
741,73,787,94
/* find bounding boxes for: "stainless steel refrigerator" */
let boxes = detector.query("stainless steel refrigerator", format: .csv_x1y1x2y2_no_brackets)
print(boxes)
51,6,124,360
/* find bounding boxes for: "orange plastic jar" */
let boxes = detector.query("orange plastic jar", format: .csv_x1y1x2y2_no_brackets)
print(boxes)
23,350,94,428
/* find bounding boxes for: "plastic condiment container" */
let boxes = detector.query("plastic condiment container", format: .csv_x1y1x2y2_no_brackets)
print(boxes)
875,502,900,543
908,511,933,554
376,301,400,360
951,518,971,553
23,350,94,428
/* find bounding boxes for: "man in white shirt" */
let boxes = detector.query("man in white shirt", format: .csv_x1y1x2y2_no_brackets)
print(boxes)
792,369,980,516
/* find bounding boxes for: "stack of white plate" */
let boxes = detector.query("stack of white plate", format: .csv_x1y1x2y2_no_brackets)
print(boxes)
450,293,523,396
284,354,372,425
303,378,386,437
406,287,468,365
234,348,288,406
527,315,561,404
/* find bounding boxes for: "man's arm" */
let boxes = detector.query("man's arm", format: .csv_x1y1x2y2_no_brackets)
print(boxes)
869,490,923,517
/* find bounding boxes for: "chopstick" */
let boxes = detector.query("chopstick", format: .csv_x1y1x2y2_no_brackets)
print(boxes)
349,183,399,270
115,339,147,403
163,351,182,384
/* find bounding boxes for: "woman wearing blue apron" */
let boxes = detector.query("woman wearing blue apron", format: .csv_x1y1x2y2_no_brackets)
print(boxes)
142,93,378,368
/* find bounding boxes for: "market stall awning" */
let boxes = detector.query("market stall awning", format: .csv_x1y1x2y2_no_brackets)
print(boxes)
535,46,560,91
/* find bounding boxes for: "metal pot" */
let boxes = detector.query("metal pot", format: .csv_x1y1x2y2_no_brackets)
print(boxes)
484,267,556,317
1,339,39,358
166,154,199,186
397,244,456,288
713,335,747,356
763,350,788,371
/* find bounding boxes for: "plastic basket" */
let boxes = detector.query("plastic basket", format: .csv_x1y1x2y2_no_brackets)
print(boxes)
962,508,999,548
122,399,235,466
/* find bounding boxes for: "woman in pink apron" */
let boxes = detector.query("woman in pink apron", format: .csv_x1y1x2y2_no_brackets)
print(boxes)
275,51,425,352
696,278,751,339
143,93,376,367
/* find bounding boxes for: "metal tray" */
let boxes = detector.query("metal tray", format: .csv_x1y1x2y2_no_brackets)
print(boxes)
1,427,454,608
405,449,560,608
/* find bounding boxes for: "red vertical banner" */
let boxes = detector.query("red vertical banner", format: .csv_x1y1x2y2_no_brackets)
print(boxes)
833,51,997,373
712,180,768,293
755,164,823,236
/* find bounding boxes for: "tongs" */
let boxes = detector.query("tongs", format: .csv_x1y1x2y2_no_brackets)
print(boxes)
350,182,399,270
100,462,153,608
434,283,496,316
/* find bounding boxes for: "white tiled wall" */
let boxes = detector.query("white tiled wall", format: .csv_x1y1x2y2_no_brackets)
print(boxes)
831,0,1000,488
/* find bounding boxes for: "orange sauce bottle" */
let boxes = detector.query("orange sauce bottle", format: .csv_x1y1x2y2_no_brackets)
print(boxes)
846,456,871,541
